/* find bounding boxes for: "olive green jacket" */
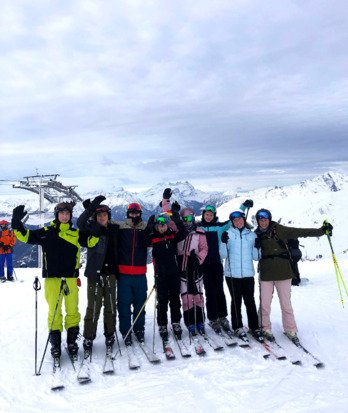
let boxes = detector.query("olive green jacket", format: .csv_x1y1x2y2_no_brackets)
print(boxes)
255,222,324,281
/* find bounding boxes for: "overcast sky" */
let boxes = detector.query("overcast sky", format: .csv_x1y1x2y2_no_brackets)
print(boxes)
1,0,348,196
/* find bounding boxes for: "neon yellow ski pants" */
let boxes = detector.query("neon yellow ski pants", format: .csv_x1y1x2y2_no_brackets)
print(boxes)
44,278,81,332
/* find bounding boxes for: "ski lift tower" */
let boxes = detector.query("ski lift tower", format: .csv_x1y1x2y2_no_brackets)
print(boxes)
13,172,83,267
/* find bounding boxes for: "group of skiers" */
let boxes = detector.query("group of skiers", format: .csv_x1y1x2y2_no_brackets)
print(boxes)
9,188,333,361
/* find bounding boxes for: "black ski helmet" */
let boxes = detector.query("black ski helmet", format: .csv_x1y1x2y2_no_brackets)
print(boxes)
94,204,111,220
54,201,75,222
255,208,272,221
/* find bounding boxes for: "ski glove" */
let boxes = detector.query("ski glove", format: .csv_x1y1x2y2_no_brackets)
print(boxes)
171,210,181,224
90,195,106,209
171,201,181,213
82,198,91,209
221,231,229,244
11,205,27,236
322,221,333,236
162,188,172,200
242,199,254,209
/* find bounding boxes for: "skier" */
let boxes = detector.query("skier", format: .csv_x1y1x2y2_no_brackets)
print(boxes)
221,209,263,342
198,205,230,333
148,198,188,344
254,208,333,341
77,196,119,358
114,203,151,346
176,207,208,336
0,220,16,282
11,202,81,360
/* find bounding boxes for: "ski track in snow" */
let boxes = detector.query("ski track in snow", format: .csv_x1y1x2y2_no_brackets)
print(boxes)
1,259,348,413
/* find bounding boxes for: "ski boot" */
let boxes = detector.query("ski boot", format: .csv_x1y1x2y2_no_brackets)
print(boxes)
123,333,132,347
219,317,231,333
67,326,79,361
134,330,145,343
209,319,221,334
172,322,182,340
83,338,93,360
50,330,62,358
197,323,205,335
159,325,169,342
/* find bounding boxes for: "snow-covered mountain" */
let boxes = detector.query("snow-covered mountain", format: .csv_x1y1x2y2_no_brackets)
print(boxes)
0,172,346,265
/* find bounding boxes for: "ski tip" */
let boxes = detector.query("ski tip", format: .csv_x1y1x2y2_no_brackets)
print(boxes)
292,360,302,366
51,385,65,391
315,362,325,369
78,378,92,385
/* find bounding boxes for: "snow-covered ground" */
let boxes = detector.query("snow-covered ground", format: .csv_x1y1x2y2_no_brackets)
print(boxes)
1,256,348,413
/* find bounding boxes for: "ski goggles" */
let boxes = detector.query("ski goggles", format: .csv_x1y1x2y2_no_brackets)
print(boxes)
182,215,194,222
229,211,245,220
204,205,216,213
95,205,110,214
257,211,271,220
56,203,73,213
127,203,141,212
155,216,169,225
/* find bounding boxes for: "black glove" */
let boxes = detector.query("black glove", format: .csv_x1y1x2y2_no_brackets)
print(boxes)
12,205,27,222
12,205,27,235
190,250,200,271
90,195,106,209
3,245,10,252
171,201,181,213
171,210,181,225
147,215,155,232
163,188,172,200
82,198,91,209
254,238,261,249
322,221,333,236
242,199,254,209
221,231,229,244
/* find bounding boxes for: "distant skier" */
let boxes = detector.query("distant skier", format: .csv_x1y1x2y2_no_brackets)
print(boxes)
254,208,333,341
0,220,16,282
11,202,82,360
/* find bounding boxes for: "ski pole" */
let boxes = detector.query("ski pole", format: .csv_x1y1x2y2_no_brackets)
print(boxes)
153,276,158,353
37,278,66,375
33,276,41,376
324,222,348,307
120,284,156,349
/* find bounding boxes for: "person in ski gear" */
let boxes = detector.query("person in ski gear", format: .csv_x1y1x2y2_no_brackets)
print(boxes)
77,196,119,358
149,189,188,342
0,220,16,282
221,209,262,341
176,206,208,336
113,203,152,346
11,202,81,359
197,205,231,334
254,208,333,341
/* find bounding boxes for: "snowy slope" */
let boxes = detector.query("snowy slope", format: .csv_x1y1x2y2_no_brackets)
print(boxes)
1,257,348,413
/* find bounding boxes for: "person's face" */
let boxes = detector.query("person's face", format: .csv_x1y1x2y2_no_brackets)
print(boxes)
58,210,71,224
96,212,109,227
204,211,214,222
233,217,245,229
157,224,168,233
258,218,270,230
129,211,141,218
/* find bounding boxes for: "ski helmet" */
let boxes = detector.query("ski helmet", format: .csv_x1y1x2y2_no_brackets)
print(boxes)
126,202,142,218
255,208,272,221
54,201,74,221
155,214,170,226
229,210,246,222
94,204,111,220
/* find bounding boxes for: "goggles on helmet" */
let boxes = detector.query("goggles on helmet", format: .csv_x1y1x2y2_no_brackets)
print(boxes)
56,202,73,213
257,211,271,220
182,215,194,222
155,216,169,225
127,202,141,212
204,205,216,213
229,211,245,220
95,205,110,214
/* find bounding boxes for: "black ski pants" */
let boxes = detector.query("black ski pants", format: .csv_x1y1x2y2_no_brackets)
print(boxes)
225,276,259,331
155,269,182,326
202,262,228,321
